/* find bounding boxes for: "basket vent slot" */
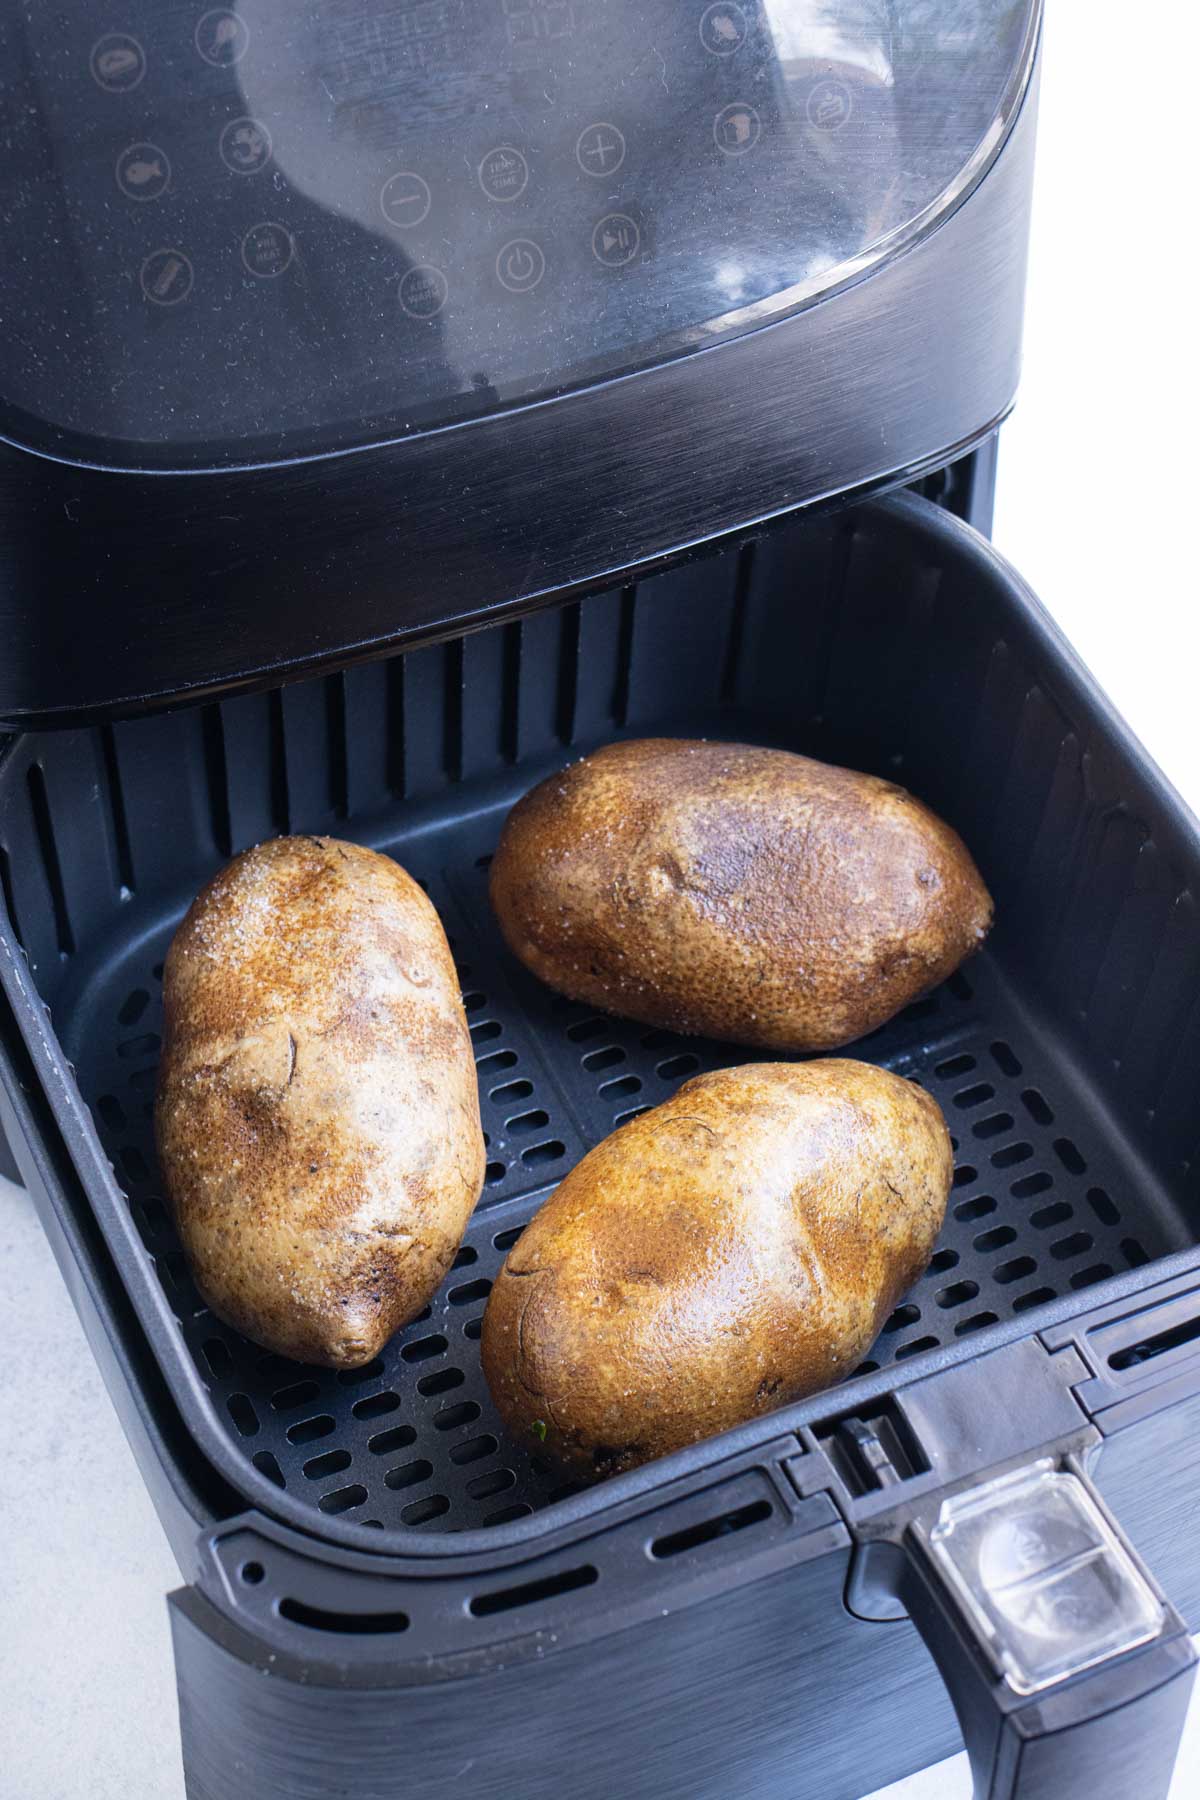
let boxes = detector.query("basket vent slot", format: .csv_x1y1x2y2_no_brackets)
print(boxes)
1108,1311,1200,1372
252,1452,286,1489
27,763,74,955
367,1425,416,1457
318,1483,368,1515
469,1564,598,1618
278,1598,409,1635
268,689,289,834
650,1498,773,1560
613,587,636,725
287,1413,336,1445
100,723,139,889
325,673,349,819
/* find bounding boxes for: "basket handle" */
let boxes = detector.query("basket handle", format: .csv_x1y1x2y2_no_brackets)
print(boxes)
895,1457,1196,1800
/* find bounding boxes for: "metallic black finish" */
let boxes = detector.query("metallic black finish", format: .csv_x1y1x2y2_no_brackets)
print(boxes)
0,63,1039,727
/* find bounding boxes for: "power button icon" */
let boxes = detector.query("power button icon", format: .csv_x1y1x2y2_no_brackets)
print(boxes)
495,237,545,293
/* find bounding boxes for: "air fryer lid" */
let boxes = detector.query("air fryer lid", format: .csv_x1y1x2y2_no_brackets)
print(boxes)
1,0,1038,464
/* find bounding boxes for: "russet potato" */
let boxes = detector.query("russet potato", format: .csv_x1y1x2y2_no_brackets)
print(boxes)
489,738,992,1051
482,1060,951,1475
155,835,484,1368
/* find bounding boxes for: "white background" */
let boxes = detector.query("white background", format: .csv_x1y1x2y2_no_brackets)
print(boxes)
3,4,1199,1795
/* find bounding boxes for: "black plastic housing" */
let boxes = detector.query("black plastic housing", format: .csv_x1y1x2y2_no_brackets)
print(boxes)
0,45,1039,728
4,490,1200,1799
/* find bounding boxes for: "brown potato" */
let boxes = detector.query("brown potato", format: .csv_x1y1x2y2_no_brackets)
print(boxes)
482,1061,951,1476
489,738,992,1051
155,835,484,1369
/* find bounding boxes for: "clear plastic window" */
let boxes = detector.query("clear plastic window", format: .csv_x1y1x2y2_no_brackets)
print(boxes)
924,1461,1164,1695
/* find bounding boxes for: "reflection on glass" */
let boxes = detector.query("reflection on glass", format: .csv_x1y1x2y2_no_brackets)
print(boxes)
0,0,1037,456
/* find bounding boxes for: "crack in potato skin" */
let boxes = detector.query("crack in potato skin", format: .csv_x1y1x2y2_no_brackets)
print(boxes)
155,835,484,1369
481,1061,952,1477
489,738,993,1052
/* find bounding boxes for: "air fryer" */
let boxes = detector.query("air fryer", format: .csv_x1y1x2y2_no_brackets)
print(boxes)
3,4,1200,1799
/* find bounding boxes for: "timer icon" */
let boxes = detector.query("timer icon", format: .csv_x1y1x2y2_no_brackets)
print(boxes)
478,146,529,203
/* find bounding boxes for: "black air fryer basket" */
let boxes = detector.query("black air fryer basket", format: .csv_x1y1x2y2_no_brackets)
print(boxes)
3,3,1200,1797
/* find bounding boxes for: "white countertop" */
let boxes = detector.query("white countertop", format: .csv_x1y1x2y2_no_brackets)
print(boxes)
3,5,1199,1796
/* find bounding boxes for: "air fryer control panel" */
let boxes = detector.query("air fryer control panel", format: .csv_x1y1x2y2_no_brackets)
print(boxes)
0,0,1033,459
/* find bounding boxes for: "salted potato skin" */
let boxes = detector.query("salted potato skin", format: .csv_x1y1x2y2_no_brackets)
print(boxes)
489,739,992,1052
155,835,484,1369
482,1061,951,1476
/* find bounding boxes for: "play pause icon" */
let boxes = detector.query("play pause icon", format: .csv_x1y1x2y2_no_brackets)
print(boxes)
592,211,640,267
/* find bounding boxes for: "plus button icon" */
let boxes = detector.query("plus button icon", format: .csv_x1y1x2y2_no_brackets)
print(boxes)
576,122,627,177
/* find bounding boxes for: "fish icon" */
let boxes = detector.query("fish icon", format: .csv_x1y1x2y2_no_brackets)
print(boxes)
117,144,170,199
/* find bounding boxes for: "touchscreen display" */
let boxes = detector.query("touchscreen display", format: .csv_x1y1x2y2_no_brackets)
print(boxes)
0,0,1036,461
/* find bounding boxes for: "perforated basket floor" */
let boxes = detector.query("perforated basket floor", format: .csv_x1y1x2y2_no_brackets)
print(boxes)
62,818,1178,1535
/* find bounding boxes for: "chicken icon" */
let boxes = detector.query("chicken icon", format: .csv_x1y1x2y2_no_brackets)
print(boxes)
195,9,249,66
711,13,740,43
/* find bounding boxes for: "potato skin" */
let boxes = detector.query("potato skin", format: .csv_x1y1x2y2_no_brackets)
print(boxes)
481,1061,951,1476
155,836,484,1369
489,739,992,1052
